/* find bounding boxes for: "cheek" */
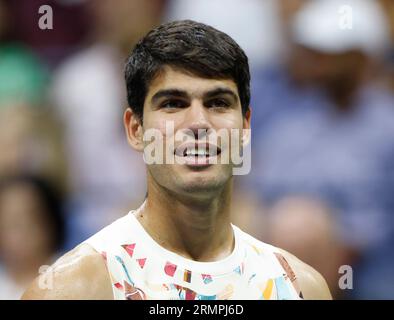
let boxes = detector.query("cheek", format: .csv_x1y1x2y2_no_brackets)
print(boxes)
157,120,174,136
214,116,245,147
211,113,244,131
143,118,178,165
144,114,176,135
144,119,174,150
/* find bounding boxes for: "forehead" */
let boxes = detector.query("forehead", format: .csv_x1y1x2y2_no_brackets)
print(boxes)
145,66,239,100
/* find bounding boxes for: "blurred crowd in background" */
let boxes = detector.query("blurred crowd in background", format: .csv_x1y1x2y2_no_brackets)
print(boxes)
0,0,394,300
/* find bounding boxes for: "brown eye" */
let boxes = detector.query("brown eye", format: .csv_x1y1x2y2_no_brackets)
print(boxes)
161,100,186,109
209,98,230,109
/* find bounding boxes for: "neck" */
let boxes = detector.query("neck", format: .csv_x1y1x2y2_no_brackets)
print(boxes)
135,174,235,262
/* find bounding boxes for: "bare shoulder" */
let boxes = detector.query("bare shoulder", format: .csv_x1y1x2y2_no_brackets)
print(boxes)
21,243,113,300
278,248,332,300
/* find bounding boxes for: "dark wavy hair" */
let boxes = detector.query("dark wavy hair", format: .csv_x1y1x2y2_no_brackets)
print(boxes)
125,19,250,121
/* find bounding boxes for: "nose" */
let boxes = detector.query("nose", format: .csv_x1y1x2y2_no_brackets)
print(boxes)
183,101,212,139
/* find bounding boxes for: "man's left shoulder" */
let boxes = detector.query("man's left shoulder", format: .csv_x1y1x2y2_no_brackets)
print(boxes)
277,248,332,300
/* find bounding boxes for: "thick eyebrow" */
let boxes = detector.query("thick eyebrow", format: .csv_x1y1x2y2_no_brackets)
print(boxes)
204,87,238,101
151,89,189,104
150,87,239,105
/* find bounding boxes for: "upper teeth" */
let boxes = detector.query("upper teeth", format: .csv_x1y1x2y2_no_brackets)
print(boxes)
185,148,208,156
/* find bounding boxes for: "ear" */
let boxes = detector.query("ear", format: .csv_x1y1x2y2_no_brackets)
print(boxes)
242,108,251,146
124,108,144,152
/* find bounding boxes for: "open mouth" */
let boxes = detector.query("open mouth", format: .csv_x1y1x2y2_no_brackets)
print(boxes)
174,143,222,166
175,143,221,157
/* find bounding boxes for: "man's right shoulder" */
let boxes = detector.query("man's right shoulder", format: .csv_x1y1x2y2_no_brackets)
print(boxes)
21,243,113,300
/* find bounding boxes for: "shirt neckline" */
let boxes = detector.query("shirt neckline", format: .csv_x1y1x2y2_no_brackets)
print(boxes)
126,210,245,275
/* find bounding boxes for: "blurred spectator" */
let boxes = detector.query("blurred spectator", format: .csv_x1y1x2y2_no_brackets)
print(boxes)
267,197,353,298
51,0,166,244
0,106,66,184
6,0,90,68
0,1,49,107
249,0,394,298
0,0,67,191
380,0,394,45
0,175,65,299
165,0,283,69
0,43,48,107
379,0,394,92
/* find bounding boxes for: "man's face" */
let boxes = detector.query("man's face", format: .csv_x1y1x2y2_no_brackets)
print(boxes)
127,66,250,198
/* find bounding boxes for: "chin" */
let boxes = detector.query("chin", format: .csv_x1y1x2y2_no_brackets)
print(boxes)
177,172,229,194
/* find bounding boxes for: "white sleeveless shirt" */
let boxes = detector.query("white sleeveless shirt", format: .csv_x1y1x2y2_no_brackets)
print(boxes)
84,209,303,300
